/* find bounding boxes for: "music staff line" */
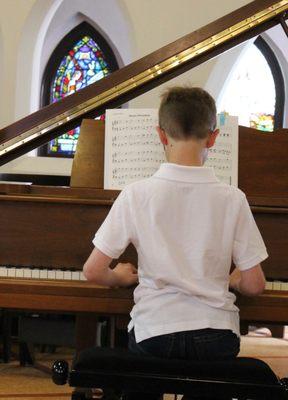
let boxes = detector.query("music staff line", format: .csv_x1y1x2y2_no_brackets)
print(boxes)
111,117,156,127
112,141,162,148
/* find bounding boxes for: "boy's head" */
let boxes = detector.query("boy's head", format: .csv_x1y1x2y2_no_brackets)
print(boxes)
158,86,217,141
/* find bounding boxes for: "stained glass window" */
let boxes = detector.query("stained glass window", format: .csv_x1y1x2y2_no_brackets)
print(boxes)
40,22,118,157
218,37,284,132
47,36,110,156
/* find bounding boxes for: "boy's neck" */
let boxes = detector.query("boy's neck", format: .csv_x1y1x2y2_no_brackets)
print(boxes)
165,139,206,167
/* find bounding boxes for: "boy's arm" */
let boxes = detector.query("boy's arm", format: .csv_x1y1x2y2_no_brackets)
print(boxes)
229,264,266,296
83,247,138,288
231,193,268,297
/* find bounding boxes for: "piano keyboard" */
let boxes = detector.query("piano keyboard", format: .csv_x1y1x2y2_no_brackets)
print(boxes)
265,280,288,291
0,266,87,281
0,267,287,290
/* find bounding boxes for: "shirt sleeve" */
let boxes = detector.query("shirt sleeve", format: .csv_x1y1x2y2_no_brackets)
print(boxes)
92,188,134,259
232,194,268,270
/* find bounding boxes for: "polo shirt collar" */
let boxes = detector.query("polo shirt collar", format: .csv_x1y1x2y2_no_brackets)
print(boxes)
153,163,219,183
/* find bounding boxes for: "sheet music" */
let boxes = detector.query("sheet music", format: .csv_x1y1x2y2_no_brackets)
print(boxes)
205,113,238,186
104,109,238,189
104,109,165,189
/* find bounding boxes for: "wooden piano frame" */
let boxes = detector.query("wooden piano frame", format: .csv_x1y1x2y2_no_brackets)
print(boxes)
1,123,288,333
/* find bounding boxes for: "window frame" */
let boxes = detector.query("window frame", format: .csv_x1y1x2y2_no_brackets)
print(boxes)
39,21,119,157
254,36,285,130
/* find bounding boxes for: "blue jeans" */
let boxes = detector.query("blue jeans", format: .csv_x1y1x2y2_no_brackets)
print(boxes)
125,328,240,400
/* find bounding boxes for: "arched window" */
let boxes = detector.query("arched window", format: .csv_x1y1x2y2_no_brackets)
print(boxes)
39,22,119,157
218,37,284,132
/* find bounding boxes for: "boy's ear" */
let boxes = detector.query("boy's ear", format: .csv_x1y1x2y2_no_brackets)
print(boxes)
156,126,168,146
206,128,219,148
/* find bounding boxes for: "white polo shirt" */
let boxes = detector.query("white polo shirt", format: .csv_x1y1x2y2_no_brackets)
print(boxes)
93,163,268,342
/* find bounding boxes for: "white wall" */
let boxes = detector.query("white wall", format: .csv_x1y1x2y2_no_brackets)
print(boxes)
123,0,251,109
0,0,134,175
0,0,286,176
0,24,4,128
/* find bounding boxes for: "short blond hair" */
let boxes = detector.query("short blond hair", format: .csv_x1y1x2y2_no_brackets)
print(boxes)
159,86,217,140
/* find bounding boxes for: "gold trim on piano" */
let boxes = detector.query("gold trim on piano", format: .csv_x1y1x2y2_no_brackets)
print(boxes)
1,0,287,158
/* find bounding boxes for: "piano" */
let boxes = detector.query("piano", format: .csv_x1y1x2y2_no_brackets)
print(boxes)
0,0,288,346
0,184,135,315
236,125,288,331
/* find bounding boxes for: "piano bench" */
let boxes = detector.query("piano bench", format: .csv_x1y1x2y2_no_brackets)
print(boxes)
52,346,288,400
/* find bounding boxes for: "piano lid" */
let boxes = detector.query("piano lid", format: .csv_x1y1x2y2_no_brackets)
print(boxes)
0,0,287,166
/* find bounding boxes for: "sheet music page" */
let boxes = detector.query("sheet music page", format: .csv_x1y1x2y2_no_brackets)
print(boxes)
104,109,238,189
205,113,238,187
104,109,165,189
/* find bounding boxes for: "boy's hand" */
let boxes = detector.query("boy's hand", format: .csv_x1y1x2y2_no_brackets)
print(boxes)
113,262,138,287
83,248,138,288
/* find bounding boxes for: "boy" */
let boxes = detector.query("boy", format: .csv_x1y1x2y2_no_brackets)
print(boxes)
83,87,267,398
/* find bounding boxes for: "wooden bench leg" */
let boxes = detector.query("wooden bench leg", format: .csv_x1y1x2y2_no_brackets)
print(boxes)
19,342,35,366
2,310,12,363
75,315,98,354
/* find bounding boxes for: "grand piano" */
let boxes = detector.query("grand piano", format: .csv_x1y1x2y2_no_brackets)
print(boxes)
0,0,288,348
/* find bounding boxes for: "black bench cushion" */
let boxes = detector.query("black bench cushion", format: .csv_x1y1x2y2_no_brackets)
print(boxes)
72,347,279,385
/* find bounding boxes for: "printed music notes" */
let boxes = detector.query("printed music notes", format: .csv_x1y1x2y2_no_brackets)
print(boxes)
104,109,165,189
205,113,238,186
104,109,238,189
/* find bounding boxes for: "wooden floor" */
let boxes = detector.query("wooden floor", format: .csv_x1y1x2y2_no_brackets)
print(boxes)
0,348,73,400
0,328,287,400
239,327,288,378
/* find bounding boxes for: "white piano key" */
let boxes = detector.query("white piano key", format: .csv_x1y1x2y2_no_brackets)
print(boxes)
15,268,24,278
56,270,64,280
265,281,273,290
7,268,16,278
272,281,282,290
72,271,81,281
280,282,288,291
47,270,56,280
64,270,72,280
0,266,87,282
31,269,40,279
0,266,8,277
80,272,87,281
40,269,48,279
23,268,32,278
